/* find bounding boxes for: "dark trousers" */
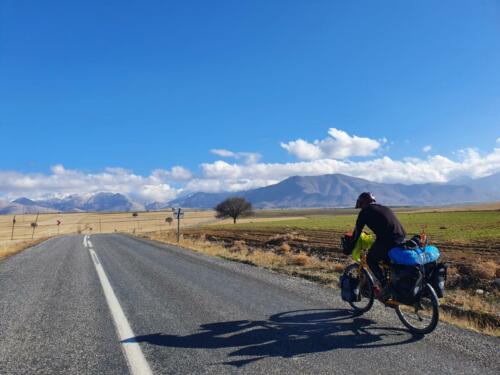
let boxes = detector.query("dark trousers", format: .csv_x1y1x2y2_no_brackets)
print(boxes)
367,241,394,286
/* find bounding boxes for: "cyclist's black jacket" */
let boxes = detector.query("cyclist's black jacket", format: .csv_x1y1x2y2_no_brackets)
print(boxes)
354,203,406,245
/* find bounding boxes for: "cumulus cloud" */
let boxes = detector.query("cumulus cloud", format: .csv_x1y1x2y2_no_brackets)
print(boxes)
0,166,182,203
152,166,193,181
281,128,382,160
194,147,500,193
2,129,500,202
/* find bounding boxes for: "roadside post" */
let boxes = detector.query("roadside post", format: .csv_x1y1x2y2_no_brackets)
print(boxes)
31,212,39,240
173,208,184,243
11,216,16,240
57,220,61,234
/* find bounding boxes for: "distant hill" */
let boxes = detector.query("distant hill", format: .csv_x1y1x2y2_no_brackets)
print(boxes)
168,173,500,209
168,192,232,210
0,193,144,214
0,202,56,215
449,171,500,193
2,172,499,214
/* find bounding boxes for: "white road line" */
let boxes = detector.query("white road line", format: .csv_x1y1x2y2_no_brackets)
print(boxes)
83,235,88,248
89,248,153,375
87,240,93,248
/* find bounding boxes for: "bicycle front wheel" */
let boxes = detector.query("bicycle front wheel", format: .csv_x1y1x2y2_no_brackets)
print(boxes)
395,283,439,335
343,264,375,314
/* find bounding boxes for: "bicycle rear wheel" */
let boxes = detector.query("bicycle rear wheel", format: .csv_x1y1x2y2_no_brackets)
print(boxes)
395,283,439,334
343,264,375,313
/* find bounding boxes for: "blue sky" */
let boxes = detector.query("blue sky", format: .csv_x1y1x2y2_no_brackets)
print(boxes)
0,0,499,202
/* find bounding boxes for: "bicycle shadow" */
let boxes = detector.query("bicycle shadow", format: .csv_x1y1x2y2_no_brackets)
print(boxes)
123,309,423,367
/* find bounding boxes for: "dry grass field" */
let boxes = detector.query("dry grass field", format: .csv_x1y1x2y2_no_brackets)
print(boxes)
0,210,218,241
0,210,304,260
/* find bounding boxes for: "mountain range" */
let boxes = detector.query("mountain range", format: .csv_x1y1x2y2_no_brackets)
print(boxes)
168,172,500,209
0,193,145,215
1,172,499,214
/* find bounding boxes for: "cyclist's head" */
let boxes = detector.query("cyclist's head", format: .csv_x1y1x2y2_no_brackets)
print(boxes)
355,192,376,209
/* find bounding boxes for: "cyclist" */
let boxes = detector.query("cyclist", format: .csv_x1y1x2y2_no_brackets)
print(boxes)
352,192,406,301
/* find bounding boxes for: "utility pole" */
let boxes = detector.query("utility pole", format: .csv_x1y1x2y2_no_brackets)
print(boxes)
11,216,16,240
173,207,184,243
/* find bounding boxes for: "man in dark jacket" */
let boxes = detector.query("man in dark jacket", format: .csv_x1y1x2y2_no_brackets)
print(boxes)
352,192,406,299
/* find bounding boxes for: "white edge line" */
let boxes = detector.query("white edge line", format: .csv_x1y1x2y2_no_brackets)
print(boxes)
89,248,153,375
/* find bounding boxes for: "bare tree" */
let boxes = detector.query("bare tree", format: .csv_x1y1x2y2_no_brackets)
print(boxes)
166,217,173,226
215,197,253,224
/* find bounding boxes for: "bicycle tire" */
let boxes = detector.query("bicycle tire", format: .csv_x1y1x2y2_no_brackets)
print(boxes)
343,264,375,314
395,283,439,335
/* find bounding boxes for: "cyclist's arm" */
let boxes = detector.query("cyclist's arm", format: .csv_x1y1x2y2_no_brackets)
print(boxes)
352,211,366,243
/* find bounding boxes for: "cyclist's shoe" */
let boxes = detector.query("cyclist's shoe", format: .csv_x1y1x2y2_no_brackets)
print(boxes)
374,285,391,302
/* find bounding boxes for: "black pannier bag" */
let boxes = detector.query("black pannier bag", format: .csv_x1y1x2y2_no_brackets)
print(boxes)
390,264,423,304
431,263,447,298
424,261,447,298
340,273,361,302
341,234,355,255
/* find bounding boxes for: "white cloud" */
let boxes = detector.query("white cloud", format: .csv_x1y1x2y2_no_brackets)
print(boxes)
152,166,193,181
2,128,500,202
422,145,432,153
280,139,322,161
281,128,382,160
0,166,181,203
496,137,500,145
210,148,262,164
210,149,236,158
194,147,500,192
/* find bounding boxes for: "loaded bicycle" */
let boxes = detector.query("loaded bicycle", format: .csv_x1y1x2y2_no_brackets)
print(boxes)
340,232,447,335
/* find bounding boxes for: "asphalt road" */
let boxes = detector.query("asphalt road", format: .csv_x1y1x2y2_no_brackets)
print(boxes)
0,234,498,374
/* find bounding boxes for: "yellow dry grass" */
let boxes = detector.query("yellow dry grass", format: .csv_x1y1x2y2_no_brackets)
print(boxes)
457,260,499,280
0,238,48,260
444,290,498,316
0,210,305,242
142,230,341,283
0,210,219,241
440,311,500,336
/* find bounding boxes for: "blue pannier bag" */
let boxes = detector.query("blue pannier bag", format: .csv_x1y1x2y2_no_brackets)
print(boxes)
389,245,440,266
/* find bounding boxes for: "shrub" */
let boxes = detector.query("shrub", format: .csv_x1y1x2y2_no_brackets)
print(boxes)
276,242,291,255
458,261,498,280
287,252,310,266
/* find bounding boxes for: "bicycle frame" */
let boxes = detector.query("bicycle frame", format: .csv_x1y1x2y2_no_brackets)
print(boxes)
357,251,402,307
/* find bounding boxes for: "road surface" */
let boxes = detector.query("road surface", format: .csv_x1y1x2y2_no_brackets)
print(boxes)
0,234,498,374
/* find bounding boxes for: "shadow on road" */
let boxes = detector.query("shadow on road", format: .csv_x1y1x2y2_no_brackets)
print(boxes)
123,309,423,367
